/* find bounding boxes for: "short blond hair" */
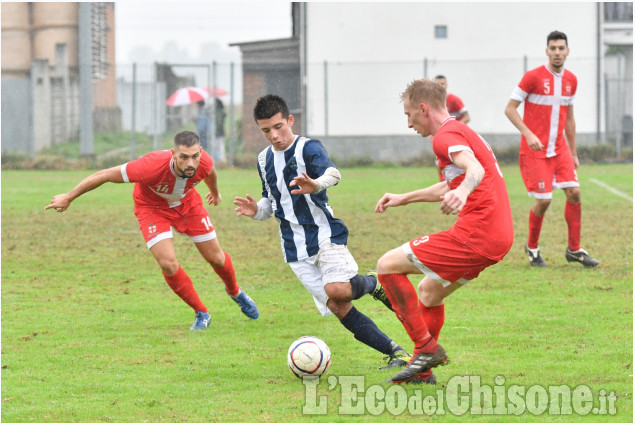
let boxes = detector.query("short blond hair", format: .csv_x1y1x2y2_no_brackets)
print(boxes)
401,79,446,111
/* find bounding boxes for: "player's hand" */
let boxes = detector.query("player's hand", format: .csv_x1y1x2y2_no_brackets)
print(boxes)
44,194,72,212
375,193,401,213
526,133,544,151
206,191,222,206
572,153,579,168
290,172,317,195
439,188,467,215
234,194,258,217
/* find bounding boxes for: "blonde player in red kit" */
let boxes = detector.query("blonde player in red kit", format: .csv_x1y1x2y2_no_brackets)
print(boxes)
505,30,598,268
375,79,514,384
45,131,259,330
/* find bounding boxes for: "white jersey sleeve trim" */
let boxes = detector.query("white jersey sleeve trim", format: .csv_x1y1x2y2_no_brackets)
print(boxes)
447,145,474,162
121,163,130,183
510,86,527,102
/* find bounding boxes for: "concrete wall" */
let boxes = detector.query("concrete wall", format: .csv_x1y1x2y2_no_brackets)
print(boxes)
1,79,31,153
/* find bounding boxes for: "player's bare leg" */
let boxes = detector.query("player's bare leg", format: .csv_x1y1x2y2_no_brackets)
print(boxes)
195,238,259,319
417,277,461,307
150,239,210,330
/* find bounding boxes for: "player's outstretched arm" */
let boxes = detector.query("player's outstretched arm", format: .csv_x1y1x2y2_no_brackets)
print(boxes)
235,194,274,220
289,171,318,195
234,194,258,217
290,168,341,195
204,169,222,206
44,166,124,212
375,182,450,213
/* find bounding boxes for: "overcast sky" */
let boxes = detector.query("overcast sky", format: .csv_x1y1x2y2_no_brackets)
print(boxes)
115,1,293,64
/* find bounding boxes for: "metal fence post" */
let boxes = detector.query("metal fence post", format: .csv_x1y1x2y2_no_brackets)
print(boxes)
324,60,328,138
229,62,235,166
78,2,94,157
616,54,623,157
152,61,158,150
130,63,137,159
604,73,610,142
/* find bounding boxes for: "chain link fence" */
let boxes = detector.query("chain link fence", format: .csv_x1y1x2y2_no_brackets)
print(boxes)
2,55,632,165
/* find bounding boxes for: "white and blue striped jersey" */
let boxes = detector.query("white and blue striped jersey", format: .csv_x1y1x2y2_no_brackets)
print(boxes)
256,136,348,263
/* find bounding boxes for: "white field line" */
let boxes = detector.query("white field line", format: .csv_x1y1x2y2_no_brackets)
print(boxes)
589,178,633,203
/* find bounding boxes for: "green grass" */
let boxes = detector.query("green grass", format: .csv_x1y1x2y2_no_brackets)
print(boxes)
1,164,632,422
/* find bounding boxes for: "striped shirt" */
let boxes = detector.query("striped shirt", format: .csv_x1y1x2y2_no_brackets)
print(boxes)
256,136,348,262
510,64,577,158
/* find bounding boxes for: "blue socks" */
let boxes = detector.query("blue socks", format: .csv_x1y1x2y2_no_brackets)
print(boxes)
340,306,393,355
349,273,377,300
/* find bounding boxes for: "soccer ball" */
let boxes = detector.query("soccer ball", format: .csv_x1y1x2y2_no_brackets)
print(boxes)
287,336,331,380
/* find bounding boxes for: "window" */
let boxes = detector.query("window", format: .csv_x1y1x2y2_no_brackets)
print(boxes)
434,25,448,39
604,2,633,22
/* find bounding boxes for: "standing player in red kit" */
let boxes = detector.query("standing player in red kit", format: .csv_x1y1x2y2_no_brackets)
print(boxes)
505,31,598,268
434,75,471,124
375,79,513,384
45,130,259,330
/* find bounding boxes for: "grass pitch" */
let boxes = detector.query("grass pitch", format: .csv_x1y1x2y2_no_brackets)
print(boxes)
1,164,632,422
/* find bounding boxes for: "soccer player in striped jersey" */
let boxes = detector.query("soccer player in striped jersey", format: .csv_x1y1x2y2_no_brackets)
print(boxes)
234,94,409,370
375,79,514,384
45,131,259,330
505,30,598,268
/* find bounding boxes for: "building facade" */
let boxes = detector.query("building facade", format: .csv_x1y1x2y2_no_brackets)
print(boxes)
1,2,118,155
234,2,632,161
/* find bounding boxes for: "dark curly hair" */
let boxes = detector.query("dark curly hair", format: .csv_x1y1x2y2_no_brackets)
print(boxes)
253,94,290,121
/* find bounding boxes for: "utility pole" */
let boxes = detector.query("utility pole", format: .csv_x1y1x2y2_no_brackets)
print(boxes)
78,2,94,157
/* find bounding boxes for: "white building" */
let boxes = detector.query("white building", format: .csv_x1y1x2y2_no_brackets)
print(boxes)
236,2,632,161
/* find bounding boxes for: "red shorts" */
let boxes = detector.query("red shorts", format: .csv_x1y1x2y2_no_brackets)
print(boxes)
519,151,579,199
134,201,216,249
403,231,498,286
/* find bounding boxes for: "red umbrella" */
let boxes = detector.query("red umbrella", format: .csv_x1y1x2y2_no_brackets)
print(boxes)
166,87,209,106
204,87,228,97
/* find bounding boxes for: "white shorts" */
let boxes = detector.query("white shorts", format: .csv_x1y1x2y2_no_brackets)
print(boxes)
288,243,359,317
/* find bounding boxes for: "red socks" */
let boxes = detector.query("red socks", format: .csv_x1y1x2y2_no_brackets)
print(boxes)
419,302,445,342
529,203,582,251
527,210,544,249
212,251,240,297
565,201,581,251
378,273,437,353
163,266,207,312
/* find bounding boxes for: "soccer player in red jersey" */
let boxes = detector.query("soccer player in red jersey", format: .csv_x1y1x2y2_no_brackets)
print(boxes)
375,79,514,384
505,31,599,268
45,130,259,330
434,75,471,124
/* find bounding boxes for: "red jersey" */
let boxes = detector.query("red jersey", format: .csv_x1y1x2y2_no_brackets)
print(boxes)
511,64,577,158
446,93,467,119
121,149,213,209
433,117,514,261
